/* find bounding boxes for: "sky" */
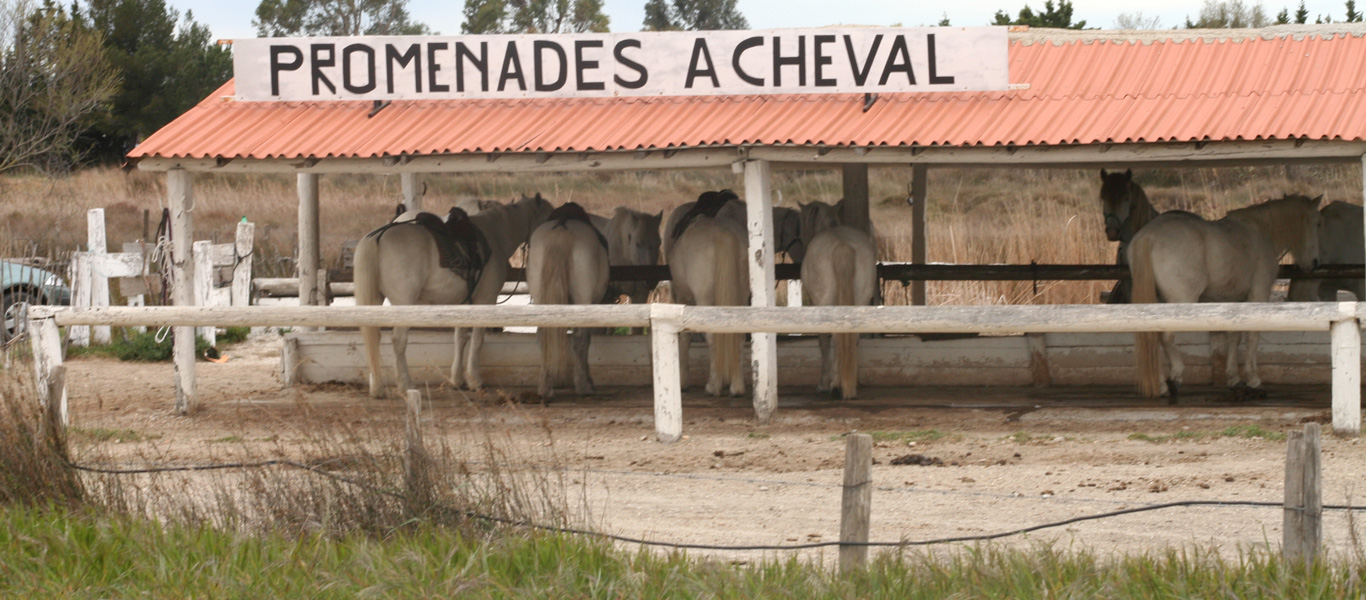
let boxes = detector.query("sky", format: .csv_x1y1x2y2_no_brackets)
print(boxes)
170,0,1356,40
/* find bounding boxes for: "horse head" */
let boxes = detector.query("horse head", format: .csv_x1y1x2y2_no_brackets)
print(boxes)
608,207,663,268
799,200,841,252
1289,194,1325,272
517,193,555,226
773,206,804,262
1099,169,1139,242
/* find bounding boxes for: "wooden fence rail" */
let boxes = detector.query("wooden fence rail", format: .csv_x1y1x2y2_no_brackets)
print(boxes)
25,301,1366,440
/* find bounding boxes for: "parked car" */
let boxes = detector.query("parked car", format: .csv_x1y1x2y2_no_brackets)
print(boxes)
1,260,72,343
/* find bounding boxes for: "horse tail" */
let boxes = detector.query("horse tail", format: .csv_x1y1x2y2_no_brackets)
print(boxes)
713,230,746,388
354,234,386,397
833,243,859,399
1129,235,1164,398
534,237,573,389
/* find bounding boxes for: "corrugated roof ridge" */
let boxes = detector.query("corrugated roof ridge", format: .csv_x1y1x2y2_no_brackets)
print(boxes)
1010,24,1366,46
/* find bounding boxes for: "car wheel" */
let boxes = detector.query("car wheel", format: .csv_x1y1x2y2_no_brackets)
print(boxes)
1,288,38,344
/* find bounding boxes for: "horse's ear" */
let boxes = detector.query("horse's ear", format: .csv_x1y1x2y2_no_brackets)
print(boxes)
1100,169,1108,180
653,210,663,222
1124,169,1133,180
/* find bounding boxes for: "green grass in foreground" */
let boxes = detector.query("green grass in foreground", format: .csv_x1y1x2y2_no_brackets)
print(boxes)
2,506,1362,599
1130,425,1289,443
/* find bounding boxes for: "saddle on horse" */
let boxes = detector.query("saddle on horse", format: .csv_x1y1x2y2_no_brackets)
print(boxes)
544,201,610,251
670,189,739,242
367,208,492,303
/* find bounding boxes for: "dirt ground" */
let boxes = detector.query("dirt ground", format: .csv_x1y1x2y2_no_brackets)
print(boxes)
58,331,1366,562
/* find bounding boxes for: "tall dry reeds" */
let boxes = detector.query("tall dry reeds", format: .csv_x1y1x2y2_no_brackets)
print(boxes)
2,164,1360,304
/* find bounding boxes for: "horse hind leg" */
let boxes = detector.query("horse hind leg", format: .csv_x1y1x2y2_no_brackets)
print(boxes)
1161,331,1183,398
393,326,414,394
704,333,723,397
452,327,468,389
571,327,594,395
465,326,486,391
1243,331,1263,391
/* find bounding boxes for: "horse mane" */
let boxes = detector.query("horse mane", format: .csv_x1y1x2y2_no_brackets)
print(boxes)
1226,194,1320,254
1099,169,1157,236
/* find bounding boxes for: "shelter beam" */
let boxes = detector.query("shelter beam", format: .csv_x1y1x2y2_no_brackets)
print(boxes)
168,169,196,414
744,159,778,424
297,173,321,331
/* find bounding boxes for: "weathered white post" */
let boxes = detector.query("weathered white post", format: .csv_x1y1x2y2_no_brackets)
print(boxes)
404,388,431,504
27,313,65,425
86,208,111,344
1330,310,1360,435
67,254,91,347
193,240,216,347
232,220,255,307
911,164,928,306
743,159,778,424
1283,423,1322,565
168,169,197,414
650,303,685,443
297,173,321,331
401,173,423,214
840,432,873,573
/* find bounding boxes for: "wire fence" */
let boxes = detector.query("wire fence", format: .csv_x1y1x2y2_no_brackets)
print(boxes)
61,454,1360,553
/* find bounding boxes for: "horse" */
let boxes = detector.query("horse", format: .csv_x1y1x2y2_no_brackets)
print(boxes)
662,193,803,262
456,198,504,216
356,194,552,397
667,190,750,397
603,207,663,307
1098,169,1161,304
1128,194,1322,398
1288,201,1364,302
526,202,610,398
799,200,877,399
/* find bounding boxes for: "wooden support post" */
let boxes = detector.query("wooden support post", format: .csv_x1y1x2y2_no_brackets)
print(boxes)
911,164,928,306
27,314,65,426
404,388,431,505
297,173,321,325
744,159,779,424
650,303,685,443
786,279,803,307
169,169,196,414
41,365,66,453
280,335,300,387
68,254,91,347
86,209,111,344
1283,423,1323,565
193,240,216,347
841,163,871,235
840,432,873,573
401,173,423,214
1331,314,1361,436
232,221,255,307
1026,333,1051,387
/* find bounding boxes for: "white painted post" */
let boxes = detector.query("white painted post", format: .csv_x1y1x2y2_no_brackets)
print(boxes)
911,164,928,306
86,209,111,344
232,221,255,307
67,254,91,347
27,314,66,425
650,303,685,443
298,173,321,331
401,173,423,214
1331,313,1360,436
169,169,197,414
786,279,803,307
193,240,216,347
744,159,779,424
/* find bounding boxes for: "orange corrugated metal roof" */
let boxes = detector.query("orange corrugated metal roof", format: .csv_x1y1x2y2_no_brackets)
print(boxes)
128,29,1366,161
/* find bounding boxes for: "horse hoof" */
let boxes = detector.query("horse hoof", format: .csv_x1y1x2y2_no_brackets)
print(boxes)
1165,379,1180,399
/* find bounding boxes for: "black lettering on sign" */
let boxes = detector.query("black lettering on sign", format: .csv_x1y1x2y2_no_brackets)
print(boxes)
455,41,488,93
574,40,604,91
732,36,764,86
342,44,376,94
310,43,336,95
685,38,719,89
927,34,955,85
534,41,567,92
772,35,805,87
385,44,422,94
499,41,526,91
879,35,915,86
812,35,835,87
270,45,303,97
844,34,882,86
427,42,449,93
613,39,648,89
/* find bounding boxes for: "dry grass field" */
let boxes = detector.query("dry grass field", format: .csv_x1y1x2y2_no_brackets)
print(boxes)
2,163,1361,305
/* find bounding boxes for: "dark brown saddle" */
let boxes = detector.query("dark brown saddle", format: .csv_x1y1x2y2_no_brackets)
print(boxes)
367,207,492,303
670,189,739,242
545,202,609,251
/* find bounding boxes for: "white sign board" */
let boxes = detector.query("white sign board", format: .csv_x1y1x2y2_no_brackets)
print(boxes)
233,27,1009,102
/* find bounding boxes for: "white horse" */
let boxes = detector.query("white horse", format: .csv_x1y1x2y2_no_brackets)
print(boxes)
356,194,552,397
668,191,750,397
662,194,803,262
800,201,877,399
1128,194,1321,398
527,202,610,398
604,207,663,305
1288,201,1364,302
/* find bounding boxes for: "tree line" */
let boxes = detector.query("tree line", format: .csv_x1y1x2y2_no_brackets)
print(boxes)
1,0,1360,174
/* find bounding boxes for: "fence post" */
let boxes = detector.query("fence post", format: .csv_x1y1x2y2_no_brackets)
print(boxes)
231,221,255,307
87,208,111,345
840,432,873,573
193,240,216,347
404,388,431,506
1283,422,1322,565
27,313,66,426
650,303,685,443
1330,314,1360,436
